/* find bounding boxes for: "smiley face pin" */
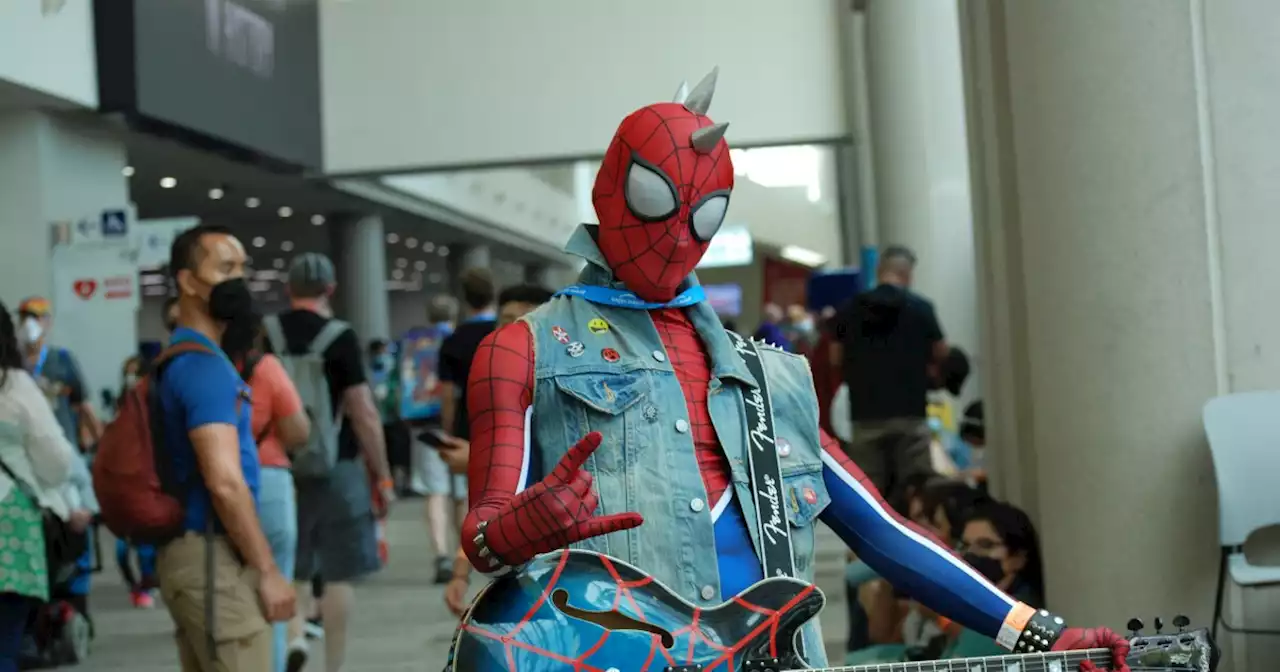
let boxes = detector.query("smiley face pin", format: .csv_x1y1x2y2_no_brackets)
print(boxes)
601,348,620,363
587,318,610,335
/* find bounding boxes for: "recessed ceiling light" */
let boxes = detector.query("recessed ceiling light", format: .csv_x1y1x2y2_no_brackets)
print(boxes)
159,177,177,188
122,166,135,177
281,240,294,252
208,187,224,200
386,233,400,244
405,237,418,248
391,269,405,280
246,197,261,208
438,245,450,257
278,206,293,218
428,273,442,283
310,215,325,226
273,259,285,269
422,241,434,252
395,258,408,268
252,236,266,248
413,260,427,271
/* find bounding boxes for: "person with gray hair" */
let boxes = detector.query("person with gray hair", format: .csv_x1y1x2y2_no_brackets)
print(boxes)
261,252,393,672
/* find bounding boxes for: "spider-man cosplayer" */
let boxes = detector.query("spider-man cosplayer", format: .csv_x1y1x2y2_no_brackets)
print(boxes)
460,70,1128,670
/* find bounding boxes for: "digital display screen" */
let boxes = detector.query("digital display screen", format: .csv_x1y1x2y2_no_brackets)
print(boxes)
704,283,743,317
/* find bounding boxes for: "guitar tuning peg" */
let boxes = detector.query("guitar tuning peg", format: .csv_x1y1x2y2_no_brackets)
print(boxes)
1173,615,1190,632
1127,618,1144,636
1154,617,1164,634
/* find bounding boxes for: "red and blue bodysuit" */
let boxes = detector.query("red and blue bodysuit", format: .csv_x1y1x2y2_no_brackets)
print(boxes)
460,69,1128,672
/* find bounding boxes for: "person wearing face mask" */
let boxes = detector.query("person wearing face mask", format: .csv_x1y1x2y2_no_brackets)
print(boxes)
113,356,160,609
154,224,294,670
948,501,1045,658
15,298,102,456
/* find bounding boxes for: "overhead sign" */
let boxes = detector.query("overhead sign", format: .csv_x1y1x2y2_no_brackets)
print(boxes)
95,0,322,169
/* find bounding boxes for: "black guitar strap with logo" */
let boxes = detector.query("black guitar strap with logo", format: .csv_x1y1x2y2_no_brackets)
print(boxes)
727,330,805,660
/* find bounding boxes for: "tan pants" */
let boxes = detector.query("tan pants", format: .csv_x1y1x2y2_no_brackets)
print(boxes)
156,533,272,672
845,417,935,499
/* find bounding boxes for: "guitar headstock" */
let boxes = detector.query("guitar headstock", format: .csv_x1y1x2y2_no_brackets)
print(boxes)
1125,615,1219,672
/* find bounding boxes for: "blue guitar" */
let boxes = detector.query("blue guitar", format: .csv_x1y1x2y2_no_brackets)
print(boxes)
448,549,1218,672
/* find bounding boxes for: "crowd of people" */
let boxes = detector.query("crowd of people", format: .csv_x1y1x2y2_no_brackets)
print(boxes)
0,223,553,672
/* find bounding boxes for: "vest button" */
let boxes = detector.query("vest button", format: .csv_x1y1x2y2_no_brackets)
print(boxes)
675,419,689,433
690,497,705,512
700,585,717,600
652,350,667,362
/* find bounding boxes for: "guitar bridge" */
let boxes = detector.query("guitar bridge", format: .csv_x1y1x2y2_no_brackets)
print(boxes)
662,666,704,672
742,660,784,672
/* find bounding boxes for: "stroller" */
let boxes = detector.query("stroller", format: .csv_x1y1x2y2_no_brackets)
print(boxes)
19,521,100,669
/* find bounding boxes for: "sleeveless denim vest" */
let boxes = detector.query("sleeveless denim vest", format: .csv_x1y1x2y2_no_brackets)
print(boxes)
518,225,832,666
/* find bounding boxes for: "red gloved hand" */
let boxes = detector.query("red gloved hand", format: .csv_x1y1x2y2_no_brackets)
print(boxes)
1052,626,1131,672
480,432,644,567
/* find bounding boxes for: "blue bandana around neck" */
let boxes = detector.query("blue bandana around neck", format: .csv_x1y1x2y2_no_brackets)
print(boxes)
555,284,706,310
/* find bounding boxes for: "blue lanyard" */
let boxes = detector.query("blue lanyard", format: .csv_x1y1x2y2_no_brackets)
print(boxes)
555,284,706,310
31,345,48,378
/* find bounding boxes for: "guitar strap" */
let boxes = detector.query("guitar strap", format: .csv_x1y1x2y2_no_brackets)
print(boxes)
727,331,805,660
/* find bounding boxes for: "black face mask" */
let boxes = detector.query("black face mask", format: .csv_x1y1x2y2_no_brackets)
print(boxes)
963,552,1006,584
208,277,255,323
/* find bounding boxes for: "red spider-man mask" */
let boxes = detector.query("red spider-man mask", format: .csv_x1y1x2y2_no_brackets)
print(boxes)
592,69,735,303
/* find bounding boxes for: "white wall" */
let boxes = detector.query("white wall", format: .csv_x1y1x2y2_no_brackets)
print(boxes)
0,0,98,108
320,0,848,173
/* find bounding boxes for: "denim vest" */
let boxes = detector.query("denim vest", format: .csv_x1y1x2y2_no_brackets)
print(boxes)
519,225,832,666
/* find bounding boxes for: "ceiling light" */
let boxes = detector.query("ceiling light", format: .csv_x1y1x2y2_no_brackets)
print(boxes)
252,236,266,248
159,177,177,188
405,237,418,248
122,166,135,177
310,215,325,226
246,197,261,208
278,206,293,218
208,187,224,200
413,260,427,271
391,269,405,280
281,240,294,252
428,273,442,283
422,241,434,252
411,272,422,282
395,258,408,268
273,259,285,269
438,245,450,257
386,233,399,244
779,245,827,267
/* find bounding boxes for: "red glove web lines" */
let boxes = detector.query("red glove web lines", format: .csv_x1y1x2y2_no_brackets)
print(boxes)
461,322,642,571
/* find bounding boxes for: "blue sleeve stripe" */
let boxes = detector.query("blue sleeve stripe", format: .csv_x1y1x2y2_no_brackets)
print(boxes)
818,450,1015,639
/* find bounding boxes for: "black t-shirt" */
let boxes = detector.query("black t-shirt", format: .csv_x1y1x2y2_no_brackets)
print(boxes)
834,284,944,421
264,309,367,460
437,317,496,438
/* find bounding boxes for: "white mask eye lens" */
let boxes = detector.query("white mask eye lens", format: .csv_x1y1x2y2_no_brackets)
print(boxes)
625,158,678,221
690,192,729,241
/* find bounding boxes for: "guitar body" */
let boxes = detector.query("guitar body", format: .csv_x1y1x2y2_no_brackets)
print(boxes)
449,549,825,672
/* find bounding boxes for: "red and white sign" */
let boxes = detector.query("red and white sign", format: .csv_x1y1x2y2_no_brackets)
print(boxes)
72,279,97,299
104,275,132,300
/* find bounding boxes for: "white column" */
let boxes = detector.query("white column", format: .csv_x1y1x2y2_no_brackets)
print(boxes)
572,160,597,224
962,0,1277,654
0,111,133,416
863,0,981,396
333,214,392,343
459,245,491,272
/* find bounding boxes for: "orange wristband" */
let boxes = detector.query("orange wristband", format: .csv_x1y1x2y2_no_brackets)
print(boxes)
996,602,1035,651
378,478,395,490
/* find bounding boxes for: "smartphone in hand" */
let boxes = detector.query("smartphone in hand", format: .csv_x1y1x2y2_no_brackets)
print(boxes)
418,428,451,449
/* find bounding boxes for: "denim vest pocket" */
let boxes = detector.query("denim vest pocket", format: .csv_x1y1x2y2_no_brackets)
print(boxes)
553,371,648,416
781,467,829,576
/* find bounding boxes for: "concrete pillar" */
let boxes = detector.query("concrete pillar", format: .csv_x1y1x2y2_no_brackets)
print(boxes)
836,5,878,272
525,264,564,291
573,160,597,224
448,244,492,299
332,214,392,343
0,111,133,416
962,1,1277,660
863,0,981,396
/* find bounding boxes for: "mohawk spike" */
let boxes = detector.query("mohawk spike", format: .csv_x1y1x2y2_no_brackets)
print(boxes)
683,67,719,115
691,122,729,153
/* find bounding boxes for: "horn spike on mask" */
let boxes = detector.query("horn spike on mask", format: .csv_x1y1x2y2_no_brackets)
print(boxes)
690,122,729,153
672,81,690,104
683,66,719,115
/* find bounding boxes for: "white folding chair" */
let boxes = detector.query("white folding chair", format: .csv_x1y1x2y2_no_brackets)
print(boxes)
1202,391,1280,638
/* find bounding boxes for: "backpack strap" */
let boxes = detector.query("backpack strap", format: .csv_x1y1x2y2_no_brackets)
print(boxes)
261,315,288,356
308,320,350,356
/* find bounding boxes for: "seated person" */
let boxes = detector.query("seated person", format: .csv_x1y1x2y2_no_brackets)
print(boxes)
942,500,1045,659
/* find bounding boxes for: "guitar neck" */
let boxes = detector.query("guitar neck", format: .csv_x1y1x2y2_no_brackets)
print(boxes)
810,647,1112,672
